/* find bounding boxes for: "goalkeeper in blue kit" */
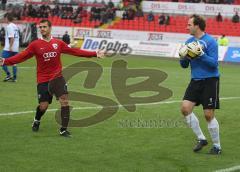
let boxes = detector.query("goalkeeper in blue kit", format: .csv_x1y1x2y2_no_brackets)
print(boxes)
179,14,221,155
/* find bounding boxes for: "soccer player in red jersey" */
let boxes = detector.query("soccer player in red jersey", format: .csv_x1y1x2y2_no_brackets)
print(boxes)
0,19,105,137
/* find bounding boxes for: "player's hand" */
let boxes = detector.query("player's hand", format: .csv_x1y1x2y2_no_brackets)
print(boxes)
0,57,4,66
187,41,204,57
96,50,106,59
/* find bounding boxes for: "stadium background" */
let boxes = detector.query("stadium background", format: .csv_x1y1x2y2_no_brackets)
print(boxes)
0,0,240,171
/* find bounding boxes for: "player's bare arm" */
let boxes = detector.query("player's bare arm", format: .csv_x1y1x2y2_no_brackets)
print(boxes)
9,37,14,52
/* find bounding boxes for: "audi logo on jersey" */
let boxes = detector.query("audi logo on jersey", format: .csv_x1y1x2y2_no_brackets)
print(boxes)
43,52,57,61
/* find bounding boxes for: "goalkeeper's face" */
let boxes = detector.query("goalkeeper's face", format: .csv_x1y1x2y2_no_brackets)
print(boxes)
187,18,197,36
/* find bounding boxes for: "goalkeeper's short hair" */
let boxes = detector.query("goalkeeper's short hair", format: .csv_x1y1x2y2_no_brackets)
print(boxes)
190,14,206,31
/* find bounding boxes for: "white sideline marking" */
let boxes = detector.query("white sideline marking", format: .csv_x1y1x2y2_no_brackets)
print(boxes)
0,97,240,116
215,165,240,172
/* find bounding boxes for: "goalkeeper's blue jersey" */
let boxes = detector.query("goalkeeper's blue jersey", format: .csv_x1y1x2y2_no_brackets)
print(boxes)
180,33,220,79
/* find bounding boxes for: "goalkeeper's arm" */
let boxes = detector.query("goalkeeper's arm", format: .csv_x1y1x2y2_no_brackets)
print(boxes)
186,40,218,68
199,42,218,68
180,58,190,68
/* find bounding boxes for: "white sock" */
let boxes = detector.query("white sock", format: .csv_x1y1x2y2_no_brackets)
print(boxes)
185,112,206,140
208,117,221,148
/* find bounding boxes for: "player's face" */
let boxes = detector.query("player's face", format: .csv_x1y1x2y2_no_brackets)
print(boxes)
39,22,51,37
187,18,197,36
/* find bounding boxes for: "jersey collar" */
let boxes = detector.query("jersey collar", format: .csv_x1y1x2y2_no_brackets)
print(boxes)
40,36,53,42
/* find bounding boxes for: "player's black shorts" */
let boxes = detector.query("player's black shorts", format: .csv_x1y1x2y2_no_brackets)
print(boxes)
37,76,68,104
183,77,220,109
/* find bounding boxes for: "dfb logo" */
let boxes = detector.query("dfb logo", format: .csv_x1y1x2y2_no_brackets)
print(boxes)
52,43,58,49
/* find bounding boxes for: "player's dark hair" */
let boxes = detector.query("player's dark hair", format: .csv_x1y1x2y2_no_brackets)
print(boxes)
6,13,14,22
39,19,52,27
190,14,206,31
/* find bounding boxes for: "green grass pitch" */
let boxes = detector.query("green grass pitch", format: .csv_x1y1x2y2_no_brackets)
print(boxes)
0,54,240,172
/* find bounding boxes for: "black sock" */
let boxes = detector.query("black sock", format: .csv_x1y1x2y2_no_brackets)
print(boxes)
61,106,70,130
60,127,67,132
35,106,46,121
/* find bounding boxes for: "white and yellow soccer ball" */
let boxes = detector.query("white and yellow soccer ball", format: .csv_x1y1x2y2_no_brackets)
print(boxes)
186,41,204,58
179,41,204,59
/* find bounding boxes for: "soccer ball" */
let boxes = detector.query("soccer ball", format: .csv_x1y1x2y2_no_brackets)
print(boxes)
179,43,201,59
186,41,203,58
187,50,198,58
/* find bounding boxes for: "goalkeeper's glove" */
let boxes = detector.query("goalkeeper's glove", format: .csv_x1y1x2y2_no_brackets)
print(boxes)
178,44,188,59
186,41,204,58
